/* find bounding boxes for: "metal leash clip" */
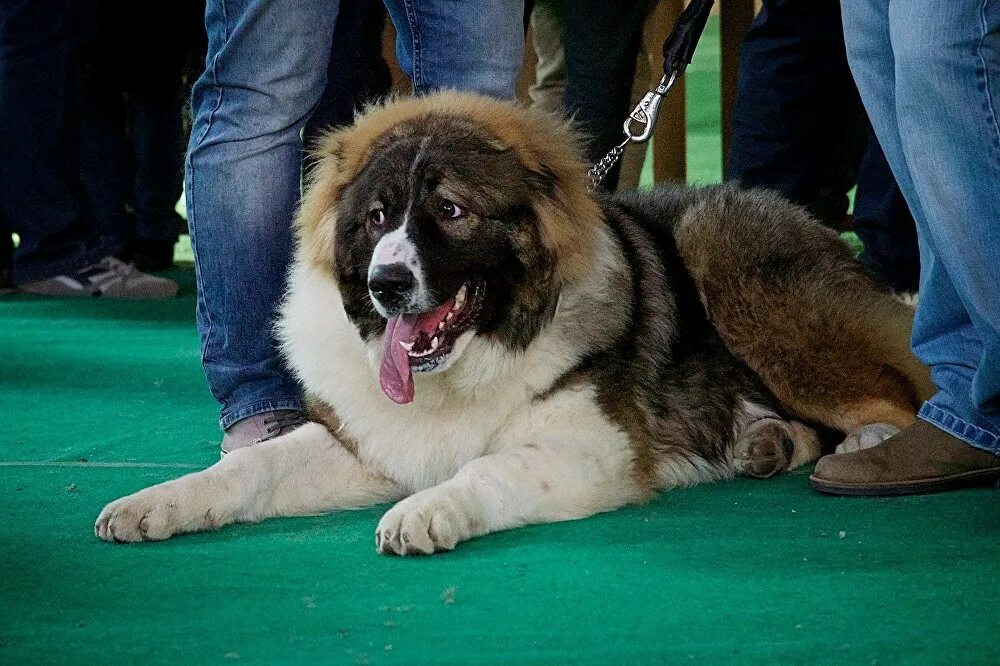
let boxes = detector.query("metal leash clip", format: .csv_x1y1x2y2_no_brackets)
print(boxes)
587,71,680,192
623,71,679,143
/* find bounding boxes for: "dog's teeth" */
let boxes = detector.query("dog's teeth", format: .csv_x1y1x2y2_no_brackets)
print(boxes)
398,341,414,351
430,336,440,350
446,312,454,321
437,321,445,331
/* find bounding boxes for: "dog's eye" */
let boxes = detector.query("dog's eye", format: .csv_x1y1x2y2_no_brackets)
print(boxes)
440,200,465,219
368,207,385,227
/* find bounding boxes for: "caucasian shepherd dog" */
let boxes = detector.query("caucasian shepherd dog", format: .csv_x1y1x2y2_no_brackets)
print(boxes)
96,93,933,554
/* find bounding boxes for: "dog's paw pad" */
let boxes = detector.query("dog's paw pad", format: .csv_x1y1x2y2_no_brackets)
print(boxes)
734,422,792,479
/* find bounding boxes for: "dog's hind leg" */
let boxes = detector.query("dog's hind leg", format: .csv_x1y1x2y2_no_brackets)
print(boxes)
95,423,402,543
673,187,931,445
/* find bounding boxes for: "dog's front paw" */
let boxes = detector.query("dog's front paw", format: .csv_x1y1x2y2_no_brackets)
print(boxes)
375,490,470,556
95,483,190,543
836,422,900,454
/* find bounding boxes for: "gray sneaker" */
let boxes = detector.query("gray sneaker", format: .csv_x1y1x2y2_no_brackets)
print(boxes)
220,410,309,456
20,256,178,298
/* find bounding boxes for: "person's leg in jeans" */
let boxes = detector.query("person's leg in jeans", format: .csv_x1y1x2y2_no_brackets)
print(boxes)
189,0,525,449
385,0,523,99
891,0,1000,439
812,0,1000,495
185,0,341,446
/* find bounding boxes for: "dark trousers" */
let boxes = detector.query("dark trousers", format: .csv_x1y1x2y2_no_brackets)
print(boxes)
0,0,117,283
304,0,392,167
725,0,919,292
561,0,655,190
87,0,202,245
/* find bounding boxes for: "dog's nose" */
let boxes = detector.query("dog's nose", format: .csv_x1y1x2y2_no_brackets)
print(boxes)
369,263,415,308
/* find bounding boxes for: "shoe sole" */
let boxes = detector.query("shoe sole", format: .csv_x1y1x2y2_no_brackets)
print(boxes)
809,468,1000,497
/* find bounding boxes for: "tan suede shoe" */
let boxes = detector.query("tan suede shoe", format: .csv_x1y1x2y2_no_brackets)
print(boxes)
810,418,1000,496
220,410,308,457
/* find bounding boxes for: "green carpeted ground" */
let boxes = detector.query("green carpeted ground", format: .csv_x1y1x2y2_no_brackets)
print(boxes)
3,18,999,664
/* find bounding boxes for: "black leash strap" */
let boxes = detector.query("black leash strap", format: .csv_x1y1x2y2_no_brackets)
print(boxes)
587,0,715,191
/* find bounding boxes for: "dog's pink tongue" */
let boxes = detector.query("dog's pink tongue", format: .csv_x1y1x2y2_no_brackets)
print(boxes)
380,316,415,404
379,300,457,404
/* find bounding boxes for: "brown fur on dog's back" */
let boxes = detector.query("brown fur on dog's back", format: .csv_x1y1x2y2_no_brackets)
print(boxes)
669,186,932,432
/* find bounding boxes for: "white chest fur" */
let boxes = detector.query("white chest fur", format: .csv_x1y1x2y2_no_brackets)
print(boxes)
279,263,569,492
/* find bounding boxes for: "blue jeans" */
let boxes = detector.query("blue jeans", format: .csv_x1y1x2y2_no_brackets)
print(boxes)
185,0,523,429
842,0,1000,453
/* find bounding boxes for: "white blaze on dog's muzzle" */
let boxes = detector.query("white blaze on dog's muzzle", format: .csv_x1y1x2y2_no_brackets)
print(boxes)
368,226,429,315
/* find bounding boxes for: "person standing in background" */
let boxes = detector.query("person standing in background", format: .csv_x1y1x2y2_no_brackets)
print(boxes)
810,0,1000,494
527,0,656,191
0,0,178,298
84,0,204,272
726,0,920,293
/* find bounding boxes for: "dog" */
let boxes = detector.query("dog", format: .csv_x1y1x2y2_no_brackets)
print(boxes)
95,92,933,554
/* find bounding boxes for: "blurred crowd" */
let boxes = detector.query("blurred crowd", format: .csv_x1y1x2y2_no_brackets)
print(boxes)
0,0,918,297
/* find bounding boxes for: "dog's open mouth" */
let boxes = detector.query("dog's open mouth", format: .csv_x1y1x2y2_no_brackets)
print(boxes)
379,280,486,404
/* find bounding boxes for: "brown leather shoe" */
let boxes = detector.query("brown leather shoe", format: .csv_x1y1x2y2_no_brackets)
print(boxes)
810,418,1000,496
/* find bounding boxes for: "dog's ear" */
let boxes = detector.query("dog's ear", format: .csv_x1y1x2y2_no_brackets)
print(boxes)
315,130,346,165
524,161,560,200
478,134,560,199
295,128,362,273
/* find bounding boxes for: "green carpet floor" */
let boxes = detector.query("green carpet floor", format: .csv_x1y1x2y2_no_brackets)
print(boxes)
4,18,999,664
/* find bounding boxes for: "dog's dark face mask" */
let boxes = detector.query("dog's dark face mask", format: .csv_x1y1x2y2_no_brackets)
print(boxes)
330,116,560,404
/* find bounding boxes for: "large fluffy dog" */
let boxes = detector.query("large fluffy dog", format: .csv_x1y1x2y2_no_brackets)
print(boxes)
96,93,933,554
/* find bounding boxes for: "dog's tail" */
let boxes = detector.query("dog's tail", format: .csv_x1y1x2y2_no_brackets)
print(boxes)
854,294,935,404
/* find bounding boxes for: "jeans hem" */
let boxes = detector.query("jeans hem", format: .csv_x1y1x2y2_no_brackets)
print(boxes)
220,398,304,431
918,403,1000,455
14,237,122,285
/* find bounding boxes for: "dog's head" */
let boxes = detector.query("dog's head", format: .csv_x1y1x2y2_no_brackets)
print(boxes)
296,92,602,404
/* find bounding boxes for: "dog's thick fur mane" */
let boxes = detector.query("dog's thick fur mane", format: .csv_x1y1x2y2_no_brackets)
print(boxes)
296,92,602,284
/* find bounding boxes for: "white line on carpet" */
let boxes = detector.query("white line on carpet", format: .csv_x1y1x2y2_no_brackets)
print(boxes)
0,461,202,468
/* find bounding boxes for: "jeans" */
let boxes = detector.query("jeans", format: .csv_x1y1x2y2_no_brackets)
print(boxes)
185,0,523,429
726,0,919,293
842,0,1000,453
